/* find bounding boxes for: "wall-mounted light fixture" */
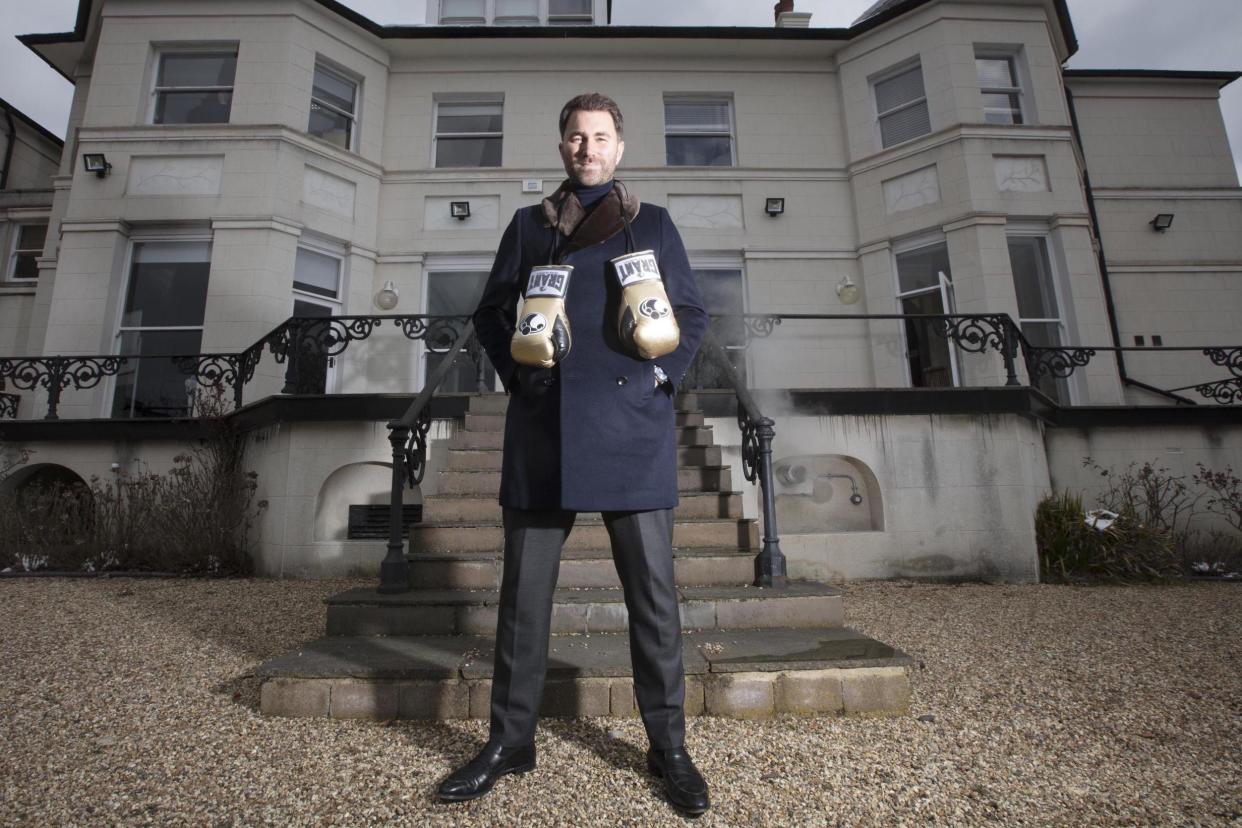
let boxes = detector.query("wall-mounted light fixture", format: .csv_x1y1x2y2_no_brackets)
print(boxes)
374,279,399,311
835,275,861,305
764,197,785,217
1150,213,1174,232
450,201,471,221
82,153,112,178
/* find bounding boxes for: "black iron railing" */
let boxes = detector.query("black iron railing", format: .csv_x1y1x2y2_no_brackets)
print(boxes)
698,328,788,588
0,314,471,420
687,313,1242,406
379,320,484,594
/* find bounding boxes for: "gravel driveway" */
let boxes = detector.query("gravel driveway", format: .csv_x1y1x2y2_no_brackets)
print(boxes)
2,577,1238,826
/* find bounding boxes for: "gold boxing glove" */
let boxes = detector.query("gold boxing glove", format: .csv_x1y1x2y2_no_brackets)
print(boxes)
612,250,680,360
510,265,573,368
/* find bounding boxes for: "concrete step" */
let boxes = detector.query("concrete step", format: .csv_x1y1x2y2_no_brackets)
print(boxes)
463,410,705,432
320,581,842,637
443,444,722,471
256,626,913,721
469,392,703,416
468,394,510,414
404,547,756,589
409,517,758,553
423,492,744,524
436,465,733,495
450,425,713,452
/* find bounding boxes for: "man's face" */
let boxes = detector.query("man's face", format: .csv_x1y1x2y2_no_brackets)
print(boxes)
559,109,625,188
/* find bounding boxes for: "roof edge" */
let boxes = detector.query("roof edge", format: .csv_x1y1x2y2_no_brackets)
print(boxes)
1063,68,1242,89
0,96,66,147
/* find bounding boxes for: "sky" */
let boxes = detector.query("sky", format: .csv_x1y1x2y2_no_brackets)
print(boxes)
2,0,1240,179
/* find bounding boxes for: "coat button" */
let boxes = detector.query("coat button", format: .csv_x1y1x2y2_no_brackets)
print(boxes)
616,376,628,386
542,377,554,386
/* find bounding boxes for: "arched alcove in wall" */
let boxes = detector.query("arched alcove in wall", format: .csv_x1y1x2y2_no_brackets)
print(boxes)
771,454,884,532
0,463,91,505
313,461,409,541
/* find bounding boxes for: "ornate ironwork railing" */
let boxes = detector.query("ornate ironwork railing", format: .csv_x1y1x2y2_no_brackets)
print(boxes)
0,314,472,420
379,320,483,594
689,313,1241,406
699,328,788,589
0,391,19,419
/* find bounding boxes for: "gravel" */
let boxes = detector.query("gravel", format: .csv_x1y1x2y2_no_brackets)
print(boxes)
1,577,1239,826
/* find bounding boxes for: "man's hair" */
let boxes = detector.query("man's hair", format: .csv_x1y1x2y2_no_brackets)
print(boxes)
558,93,624,138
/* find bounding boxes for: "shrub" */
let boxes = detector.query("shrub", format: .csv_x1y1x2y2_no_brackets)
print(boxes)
1036,488,1181,583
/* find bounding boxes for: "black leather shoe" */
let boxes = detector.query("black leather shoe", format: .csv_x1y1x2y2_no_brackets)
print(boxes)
647,746,710,817
436,740,536,802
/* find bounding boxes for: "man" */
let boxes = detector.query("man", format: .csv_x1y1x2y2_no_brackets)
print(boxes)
436,92,711,816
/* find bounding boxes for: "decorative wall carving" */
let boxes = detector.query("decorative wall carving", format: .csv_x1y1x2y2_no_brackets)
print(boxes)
668,195,744,229
127,156,223,195
303,166,356,219
995,156,1049,192
882,166,940,214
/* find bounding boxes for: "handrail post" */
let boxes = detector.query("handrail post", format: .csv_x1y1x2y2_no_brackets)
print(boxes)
753,416,788,588
1001,316,1020,386
379,424,411,594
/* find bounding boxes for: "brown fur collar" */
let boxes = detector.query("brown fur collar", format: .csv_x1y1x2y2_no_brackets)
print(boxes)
541,179,640,258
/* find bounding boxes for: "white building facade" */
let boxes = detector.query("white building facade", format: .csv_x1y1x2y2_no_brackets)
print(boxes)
3,0,1240,581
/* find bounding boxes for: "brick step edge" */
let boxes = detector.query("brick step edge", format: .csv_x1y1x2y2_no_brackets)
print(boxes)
260,666,910,721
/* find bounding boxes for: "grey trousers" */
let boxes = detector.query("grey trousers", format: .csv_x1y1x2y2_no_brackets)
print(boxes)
488,507,687,750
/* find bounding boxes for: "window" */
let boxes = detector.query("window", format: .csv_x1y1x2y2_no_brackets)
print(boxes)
664,97,734,167
1008,235,1069,403
683,268,746,389
496,0,538,24
441,0,486,23
112,240,211,418
434,100,503,167
976,51,1024,125
287,244,345,394
548,0,593,24
152,49,237,125
308,62,358,151
8,224,47,281
438,0,594,24
425,271,495,392
895,241,957,388
874,62,931,148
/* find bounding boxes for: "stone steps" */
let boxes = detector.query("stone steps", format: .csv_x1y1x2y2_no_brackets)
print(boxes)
448,425,714,451
443,444,722,471
323,582,842,637
422,491,744,523
403,547,757,589
257,626,913,721
464,410,705,431
408,516,758,553
465,392,702,415
436,465,733,495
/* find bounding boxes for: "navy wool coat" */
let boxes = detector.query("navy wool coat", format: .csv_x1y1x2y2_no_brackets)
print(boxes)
472,199,708,511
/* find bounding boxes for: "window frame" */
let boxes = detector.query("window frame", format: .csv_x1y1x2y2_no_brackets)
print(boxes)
436,0,596,25
147,43,239,126
871,58,932,150
974,47,1026,126
421,257,498,392
891,234,960,389
432,97,505,169
108,230,214,419
685,255,747,390
1005,227,1075,403
308,59,361,153
663,95,737,168
6,222,48,282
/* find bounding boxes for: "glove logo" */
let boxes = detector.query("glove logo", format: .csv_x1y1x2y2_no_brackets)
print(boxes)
518,312,547,336
638,297,670,320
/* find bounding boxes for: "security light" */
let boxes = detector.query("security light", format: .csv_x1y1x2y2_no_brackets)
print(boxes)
450,201,471,220
82,153,112,178
764,197,785,217
1150,213,1174,231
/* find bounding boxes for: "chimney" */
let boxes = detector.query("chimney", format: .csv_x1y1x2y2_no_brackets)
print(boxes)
774,0,812,28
